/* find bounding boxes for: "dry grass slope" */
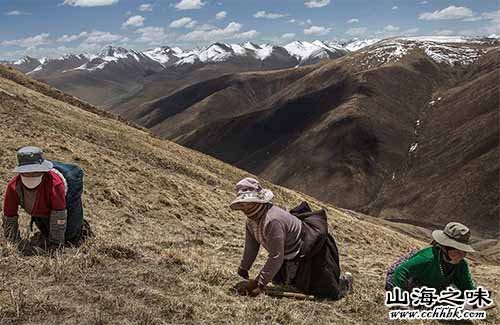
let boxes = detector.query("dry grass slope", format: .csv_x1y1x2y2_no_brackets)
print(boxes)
0,65,498,324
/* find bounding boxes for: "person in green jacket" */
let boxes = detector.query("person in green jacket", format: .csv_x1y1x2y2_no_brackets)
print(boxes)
386,222,475,293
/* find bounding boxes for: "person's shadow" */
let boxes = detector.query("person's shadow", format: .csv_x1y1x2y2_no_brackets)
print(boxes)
16,233,53,256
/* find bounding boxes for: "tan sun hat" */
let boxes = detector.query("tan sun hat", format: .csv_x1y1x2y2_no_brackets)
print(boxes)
229,177,274,210
432,222,475,253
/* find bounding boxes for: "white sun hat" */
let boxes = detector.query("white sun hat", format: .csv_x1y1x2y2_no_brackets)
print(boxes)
229,177,274,210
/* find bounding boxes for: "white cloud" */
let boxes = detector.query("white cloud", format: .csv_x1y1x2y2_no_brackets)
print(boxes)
281,33,296,39
1,33,51,48
175,0,205,10
62,0,119,7
419,6,474,21
303,25,331,36
139,3,153,12
346,27,367,36
180,22,258,41
304,0,330,8
5,10,31,16
186,20,197,28
419,1,428,4
392,6,398,10
216,11,227,20
57,31,89,42
433,29,455,36
347,18,359,24
169,17,194,28
135,26,174,45
462,16,483,22
195,24,217,31
289,19,296,23
236,30,259,39
482,9,500,34
402,27,419,35
383,25,399,32
253,11,287,19
84,31,127,44
122,15,145,28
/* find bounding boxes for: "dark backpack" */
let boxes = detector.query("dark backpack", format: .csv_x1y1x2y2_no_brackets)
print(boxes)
50,161,83,201
49,160,93,242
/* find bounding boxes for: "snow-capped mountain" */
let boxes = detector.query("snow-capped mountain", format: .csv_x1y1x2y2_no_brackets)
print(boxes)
355,37,489,69
344,39,381,52
7,40,355,76
70,46,165,73
9,56,42,73
284,40,346,64
143,46,183,66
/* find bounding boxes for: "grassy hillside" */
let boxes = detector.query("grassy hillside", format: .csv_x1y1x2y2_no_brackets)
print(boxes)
0,65,498,324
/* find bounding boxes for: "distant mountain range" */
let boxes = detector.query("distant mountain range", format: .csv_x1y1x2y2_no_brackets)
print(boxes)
6,39,358,73
4,39,372,108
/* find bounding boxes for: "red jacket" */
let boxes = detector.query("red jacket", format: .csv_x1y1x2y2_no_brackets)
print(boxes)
3,171,66,218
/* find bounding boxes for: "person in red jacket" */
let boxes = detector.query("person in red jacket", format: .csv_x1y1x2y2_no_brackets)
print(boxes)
3,147,68,249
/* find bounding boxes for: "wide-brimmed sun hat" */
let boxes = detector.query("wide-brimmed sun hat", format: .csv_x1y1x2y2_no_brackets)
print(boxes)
14,146,53,173
432,222,475,253
229,177,274,210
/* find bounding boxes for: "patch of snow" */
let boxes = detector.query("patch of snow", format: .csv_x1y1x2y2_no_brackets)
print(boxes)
26,65,43,75
143,48,171,64
254,44,274,60
230,44,246,56
345,39,381,52
198,44,233,62
242,42,260,51
172,47,183,54
361,40,411,66
175,55,199,65
69,61,109,72
314,40,345,52
13,57,35,65
409,143,418,153
284,41,326,62
400,36,482,44
429,100,435,105
420,42,481,65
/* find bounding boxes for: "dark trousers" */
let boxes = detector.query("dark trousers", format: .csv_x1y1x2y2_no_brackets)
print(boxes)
32,190,84,245
273,234,342,299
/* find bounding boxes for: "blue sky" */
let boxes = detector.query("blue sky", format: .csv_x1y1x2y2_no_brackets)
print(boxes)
0,0,498,60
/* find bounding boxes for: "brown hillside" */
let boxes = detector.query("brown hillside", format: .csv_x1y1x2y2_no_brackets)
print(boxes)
129,43,499,239
1,66,498,324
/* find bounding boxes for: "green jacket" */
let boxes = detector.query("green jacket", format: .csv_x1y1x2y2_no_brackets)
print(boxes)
392,246,475,291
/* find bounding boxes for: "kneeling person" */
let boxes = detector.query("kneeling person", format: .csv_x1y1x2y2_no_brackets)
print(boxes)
3,146,87,249
386,222,476,293
231,177,352,299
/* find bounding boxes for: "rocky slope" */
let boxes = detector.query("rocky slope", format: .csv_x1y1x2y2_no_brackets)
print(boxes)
1,64,498,324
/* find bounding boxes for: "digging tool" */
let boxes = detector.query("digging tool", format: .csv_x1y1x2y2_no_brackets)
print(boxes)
263,288,315,300
232,280,316,300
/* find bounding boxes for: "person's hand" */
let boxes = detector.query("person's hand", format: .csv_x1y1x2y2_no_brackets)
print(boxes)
237,267,249,279
245,279,262,297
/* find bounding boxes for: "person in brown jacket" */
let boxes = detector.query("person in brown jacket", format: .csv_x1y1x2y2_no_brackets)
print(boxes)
230,177,352,299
